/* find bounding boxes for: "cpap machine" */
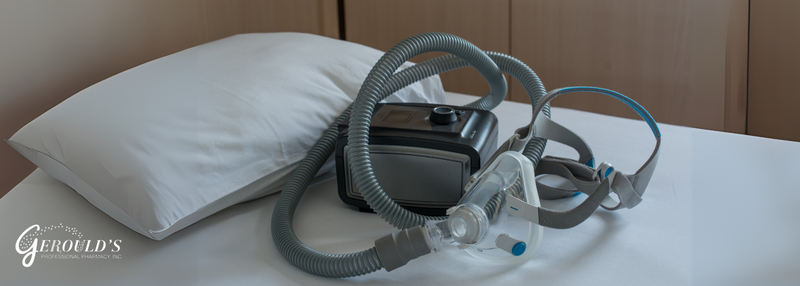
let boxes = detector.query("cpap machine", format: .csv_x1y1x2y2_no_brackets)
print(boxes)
270,33,661,277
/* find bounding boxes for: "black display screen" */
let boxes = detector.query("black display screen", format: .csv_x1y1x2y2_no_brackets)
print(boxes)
384,110,414,123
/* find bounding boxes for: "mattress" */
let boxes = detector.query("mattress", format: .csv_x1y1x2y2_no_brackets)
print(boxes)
1,92,798,285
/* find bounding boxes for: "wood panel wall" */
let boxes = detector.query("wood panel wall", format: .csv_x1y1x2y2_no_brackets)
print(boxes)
2,0,795,200
202,0,339,41
748,0,800,142
344,0,510,98
0,0,338,199
344,0,749,133
510,0,749,132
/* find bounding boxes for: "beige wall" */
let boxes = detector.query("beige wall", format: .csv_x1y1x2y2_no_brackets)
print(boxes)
0,0,337,199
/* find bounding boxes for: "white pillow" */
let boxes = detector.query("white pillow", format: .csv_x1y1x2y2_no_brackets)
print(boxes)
7,33,444,240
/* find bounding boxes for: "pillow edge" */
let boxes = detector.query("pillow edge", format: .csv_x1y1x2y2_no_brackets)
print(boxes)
6,139,154,239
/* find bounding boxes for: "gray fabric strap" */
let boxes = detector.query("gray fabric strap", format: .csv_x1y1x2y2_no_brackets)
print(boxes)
536,179,611,229
533,144,660,212
532,115,595,166
496,86,661,229
512,113,595,167
534,156,598,200
598,137,661,210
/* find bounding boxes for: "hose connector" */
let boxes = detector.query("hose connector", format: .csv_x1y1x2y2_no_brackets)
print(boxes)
374,226,432,272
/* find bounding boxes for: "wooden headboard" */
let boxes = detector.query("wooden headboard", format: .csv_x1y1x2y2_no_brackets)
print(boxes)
0,0,338,198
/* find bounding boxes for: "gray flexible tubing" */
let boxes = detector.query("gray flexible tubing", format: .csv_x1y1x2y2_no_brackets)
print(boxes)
347,33,556,230
271,33,506,278
271,32,550,277
406,53,552,165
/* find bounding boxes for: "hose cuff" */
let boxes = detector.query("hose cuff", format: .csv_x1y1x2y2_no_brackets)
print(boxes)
374,226,432,272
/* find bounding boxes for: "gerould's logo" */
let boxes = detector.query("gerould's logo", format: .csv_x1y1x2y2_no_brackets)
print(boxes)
15,224,122,267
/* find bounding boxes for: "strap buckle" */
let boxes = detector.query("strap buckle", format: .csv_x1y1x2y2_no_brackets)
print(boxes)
594,161,649,210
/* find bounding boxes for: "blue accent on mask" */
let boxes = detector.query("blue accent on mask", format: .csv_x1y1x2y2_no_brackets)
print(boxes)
555,87,661,138
604,167,614,178
512,242,526,256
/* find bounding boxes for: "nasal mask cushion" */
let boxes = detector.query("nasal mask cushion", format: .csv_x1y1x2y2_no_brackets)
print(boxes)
426,151,543,263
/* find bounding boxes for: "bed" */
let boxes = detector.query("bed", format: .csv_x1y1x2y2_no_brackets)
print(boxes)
2,87,799,285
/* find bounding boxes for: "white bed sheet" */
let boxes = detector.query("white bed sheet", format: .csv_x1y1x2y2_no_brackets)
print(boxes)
1,92,799,285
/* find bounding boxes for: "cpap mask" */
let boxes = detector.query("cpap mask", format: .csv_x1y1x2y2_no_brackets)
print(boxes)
270,32,661,277
423,151,543,264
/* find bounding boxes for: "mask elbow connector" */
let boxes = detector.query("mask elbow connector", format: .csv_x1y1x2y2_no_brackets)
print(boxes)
424,220,453,253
